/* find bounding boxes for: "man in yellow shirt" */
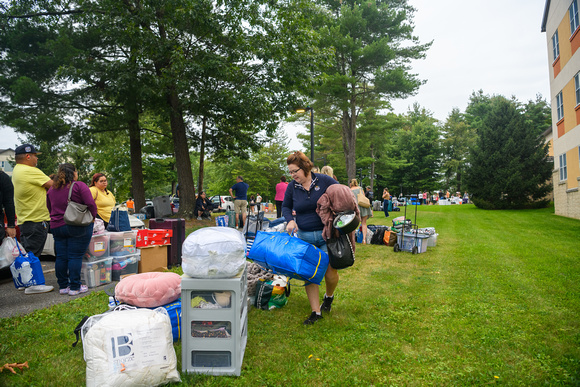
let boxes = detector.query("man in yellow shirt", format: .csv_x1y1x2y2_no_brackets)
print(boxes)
12,144,54,294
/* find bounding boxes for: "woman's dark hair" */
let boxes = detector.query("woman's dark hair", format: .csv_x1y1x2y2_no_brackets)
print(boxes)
286,151,314,176
90,172,109,193
280,176,286,182
53,163,76,189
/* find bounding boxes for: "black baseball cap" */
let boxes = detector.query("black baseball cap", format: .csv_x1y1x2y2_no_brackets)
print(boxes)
15,144,42,155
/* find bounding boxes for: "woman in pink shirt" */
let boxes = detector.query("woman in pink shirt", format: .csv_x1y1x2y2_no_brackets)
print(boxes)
274,176,288,218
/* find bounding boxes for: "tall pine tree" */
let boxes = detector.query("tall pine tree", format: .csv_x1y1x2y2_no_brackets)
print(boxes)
465,96,552,209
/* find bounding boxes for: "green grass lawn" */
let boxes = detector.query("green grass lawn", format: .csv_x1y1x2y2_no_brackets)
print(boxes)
1,204,579,386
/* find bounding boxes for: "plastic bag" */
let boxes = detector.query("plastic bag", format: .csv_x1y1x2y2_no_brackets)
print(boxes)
82,307,180,387
0,237,25,270
181,227,246,278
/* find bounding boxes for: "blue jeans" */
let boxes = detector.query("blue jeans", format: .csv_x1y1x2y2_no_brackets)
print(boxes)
383,200,389,218
52,223,94,291
296,229,327,254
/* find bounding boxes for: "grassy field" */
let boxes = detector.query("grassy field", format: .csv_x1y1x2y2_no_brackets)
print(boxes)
1,204,579,386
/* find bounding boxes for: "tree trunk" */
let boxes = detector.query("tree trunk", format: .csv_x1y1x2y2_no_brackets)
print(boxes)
342,110,355,182
198,116,207,195
370,144,375,191
127,94,146,211
167,86,196,218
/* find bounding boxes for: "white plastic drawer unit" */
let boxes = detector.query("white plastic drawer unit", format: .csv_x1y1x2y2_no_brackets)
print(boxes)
180,265,248,376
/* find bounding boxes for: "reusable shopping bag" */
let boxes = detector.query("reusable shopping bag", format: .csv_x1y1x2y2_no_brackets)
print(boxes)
248,231,328,285
10,241,46,288
107,206,131,232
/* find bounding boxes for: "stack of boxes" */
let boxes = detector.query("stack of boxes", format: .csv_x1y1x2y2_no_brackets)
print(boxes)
80,226,176,287
81,231,140,288
136,229,173,272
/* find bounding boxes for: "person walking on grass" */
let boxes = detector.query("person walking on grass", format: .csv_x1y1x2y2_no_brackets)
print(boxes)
282,151,338,325
11,144,54,294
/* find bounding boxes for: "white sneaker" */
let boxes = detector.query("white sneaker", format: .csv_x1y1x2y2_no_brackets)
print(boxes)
16,287,25,291
24,285,54,294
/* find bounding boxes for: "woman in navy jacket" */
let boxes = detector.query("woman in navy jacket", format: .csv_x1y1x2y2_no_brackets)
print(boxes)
282,151,338,325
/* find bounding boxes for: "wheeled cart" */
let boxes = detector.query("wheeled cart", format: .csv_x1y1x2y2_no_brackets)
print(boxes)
393,197,424,254
181,266,248,376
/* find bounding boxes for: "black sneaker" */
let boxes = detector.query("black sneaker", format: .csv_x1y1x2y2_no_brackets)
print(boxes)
320,295,334,312
303,312,323,325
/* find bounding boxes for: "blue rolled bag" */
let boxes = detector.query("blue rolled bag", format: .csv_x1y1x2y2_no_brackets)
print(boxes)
247,231,328,285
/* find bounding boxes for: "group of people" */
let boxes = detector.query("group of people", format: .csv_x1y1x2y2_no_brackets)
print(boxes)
0,144,116,296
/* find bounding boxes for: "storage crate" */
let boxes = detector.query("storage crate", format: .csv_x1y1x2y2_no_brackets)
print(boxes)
111,252,140,281
396,233,429,253
427,233,438,247
81,257,113,288
181,265,247,376
108,231,138,257
84,233,110,262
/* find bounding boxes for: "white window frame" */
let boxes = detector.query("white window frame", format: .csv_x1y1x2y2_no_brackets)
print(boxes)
571,0,579,35
559,153,568,181
553,30,560,61
576,73,580,106
557,91,564,121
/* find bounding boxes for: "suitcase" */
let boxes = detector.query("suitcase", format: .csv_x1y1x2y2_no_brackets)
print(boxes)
152,196,172,218
148,218,186,267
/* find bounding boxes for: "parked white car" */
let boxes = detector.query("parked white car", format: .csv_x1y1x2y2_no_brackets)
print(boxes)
210,195,234,212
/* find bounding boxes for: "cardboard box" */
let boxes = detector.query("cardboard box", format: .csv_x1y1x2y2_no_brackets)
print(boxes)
138,245,168,273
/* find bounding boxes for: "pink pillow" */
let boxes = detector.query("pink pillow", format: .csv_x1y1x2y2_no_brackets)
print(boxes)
115,272,181,308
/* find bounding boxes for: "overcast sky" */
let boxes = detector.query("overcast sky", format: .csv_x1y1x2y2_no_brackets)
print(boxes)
1,0,551,151
286,0,551,150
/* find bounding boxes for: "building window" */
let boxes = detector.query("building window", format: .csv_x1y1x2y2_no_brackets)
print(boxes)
557,91,564,121
552,31,560,61
576,73,580,105
571,0,579,35
559,153,567,181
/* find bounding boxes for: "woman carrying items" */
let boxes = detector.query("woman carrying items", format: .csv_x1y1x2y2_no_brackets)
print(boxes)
47,163,97,296
282,151,338,325
382,187,390,218
274,176,288,218
89,173,116,228
350,179,372,244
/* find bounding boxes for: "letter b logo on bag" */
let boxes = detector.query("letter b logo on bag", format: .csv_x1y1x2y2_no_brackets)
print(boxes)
111,334,134,358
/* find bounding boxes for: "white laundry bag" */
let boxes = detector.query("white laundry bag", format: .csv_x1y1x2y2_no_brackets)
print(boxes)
82,307,180,387
181,226,246,278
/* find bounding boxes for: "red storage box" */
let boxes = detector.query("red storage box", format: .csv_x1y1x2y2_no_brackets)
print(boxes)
136,229,173,247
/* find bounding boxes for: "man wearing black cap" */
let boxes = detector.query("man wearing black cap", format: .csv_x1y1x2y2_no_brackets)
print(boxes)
11,144,54,294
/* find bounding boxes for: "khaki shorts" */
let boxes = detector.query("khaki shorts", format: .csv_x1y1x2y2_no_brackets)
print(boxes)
234,200,248,215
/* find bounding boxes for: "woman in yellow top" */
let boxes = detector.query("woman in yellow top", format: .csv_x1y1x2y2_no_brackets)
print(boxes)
89,173,116,227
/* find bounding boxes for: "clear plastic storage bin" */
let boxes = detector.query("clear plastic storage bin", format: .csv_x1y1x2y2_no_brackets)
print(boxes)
81,257,113,288
108,231,137,257
84,233,110,262
111,252,140,281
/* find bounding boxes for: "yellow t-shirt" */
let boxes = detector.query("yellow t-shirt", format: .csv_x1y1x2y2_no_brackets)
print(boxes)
12,164,51,223
89,186,116,222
